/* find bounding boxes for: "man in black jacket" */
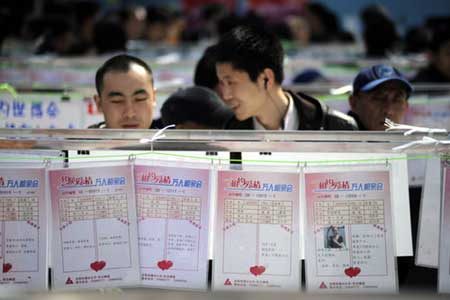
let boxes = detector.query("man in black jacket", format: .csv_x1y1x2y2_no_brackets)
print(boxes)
214,26,357,131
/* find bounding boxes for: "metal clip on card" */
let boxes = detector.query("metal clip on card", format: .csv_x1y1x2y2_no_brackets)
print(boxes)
384,118,447,136
128,154,136,164
42,158,52,168
393,136,450,152
139,125,175,151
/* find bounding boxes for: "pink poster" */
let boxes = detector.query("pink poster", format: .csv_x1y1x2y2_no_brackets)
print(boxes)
49,164,140,289
439,165,450,293
0,167,47,291
304,168,397,293
213,169,300,291
135,164,210,290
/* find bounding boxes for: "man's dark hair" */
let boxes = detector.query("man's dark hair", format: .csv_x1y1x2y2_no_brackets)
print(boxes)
161,86,233,129
426,17,450,53
95,54,153,95
93,20,127,55
215,26,284,84
194,44,219,89
360,5,400,57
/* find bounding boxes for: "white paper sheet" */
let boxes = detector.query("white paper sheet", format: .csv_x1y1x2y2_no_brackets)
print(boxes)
0,166,48,291
135,163,210,290
304,165,397,293
49,164,140,289
438,163,450,293
416,157,441,268
213,168,300,291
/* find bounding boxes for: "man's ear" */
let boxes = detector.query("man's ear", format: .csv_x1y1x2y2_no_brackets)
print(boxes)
94,95,103,113
261,68,275,89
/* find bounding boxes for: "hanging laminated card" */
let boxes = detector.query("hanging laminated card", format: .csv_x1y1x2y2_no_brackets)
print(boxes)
49,162,140,289
304,165,397,293
213,167,300,291
0,165,47,291
416,157,441,268
134,160,210,290
439,160,450,293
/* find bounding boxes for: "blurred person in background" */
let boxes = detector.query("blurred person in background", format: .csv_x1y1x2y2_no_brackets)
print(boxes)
164,10,186,46
215,26,357,131
304,2,354,43
160,86,233,129
145,6,185,46
286,15,311,46
118,5,147,41
34,16,76,55
403,26,431,54
360,5,401,57
22,2,77,56
90,54,156,129
183,3,229,41
348,64,412,130
69,0,101,55
145,6,171,43
217,11,268,39
93,20,128,55
194,44,224,98
412,18,450,83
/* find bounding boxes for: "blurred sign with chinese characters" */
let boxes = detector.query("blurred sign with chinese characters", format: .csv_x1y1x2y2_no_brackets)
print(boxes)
0,92,99,129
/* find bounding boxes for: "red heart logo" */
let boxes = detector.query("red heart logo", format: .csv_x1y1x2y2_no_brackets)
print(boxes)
90,260,106,272
249,265,266,276
157,260,173,271
2,263,12,273
344,266,361,278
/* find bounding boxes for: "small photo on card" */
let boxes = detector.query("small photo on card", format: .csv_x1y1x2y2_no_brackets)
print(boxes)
323,225,347,249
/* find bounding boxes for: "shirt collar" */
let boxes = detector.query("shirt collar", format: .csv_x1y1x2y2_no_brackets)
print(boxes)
253,92,299,130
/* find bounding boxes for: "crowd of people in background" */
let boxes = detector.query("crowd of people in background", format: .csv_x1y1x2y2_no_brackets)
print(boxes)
0,1,448,64
0,1,447,130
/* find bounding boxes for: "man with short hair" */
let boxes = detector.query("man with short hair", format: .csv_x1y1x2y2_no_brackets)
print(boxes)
160,86,233,129
215,26,357,131
90,54,156,129
349,64,412,130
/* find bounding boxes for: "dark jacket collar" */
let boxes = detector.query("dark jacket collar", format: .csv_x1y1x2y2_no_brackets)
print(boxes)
224,90,357,130
291,90,324,130
225,90,325,130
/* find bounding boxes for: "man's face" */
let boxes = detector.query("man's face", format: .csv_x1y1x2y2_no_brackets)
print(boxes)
331,226,339,236
350,81,409,130
216,63,266,121
95,64,155,129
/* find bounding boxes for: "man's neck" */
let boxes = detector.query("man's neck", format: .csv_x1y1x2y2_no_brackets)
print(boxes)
255,88,290,130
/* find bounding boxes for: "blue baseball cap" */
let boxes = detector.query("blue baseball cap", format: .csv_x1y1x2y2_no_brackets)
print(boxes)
352,64,413,97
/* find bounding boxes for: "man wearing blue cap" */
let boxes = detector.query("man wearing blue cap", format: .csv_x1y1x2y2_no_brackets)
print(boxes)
349,64,413,130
